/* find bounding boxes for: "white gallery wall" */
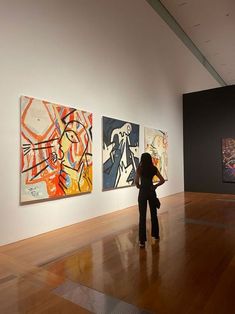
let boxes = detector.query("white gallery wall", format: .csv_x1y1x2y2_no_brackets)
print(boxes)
0,0,219,245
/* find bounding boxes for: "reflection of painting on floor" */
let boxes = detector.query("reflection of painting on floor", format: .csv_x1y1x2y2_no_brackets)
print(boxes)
222,138,235,183
102,116,139,190
144,127,168,180
21,96,92,203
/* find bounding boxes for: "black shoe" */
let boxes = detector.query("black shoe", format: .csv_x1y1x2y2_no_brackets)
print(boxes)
152,236,160,240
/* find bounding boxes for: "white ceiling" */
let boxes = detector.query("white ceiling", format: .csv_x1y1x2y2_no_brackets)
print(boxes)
161,0,235,85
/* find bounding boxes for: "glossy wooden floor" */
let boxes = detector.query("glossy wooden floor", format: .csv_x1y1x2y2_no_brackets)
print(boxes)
0,192,235,313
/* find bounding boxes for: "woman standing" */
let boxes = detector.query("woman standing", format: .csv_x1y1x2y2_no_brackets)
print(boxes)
135,153,165,248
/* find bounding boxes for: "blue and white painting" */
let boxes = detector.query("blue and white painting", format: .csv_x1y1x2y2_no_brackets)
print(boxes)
102,116,139,190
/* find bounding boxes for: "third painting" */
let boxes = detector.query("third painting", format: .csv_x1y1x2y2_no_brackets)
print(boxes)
144,127,168,180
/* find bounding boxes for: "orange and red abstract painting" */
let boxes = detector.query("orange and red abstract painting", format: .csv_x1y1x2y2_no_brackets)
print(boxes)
21,96,92,203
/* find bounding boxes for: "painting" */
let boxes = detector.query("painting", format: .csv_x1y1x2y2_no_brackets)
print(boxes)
144,127,168,180
21,96,92,202
222,138,235,182
102,116,139,190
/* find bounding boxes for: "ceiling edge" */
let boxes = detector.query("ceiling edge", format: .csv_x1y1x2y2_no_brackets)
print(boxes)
145,0,227,86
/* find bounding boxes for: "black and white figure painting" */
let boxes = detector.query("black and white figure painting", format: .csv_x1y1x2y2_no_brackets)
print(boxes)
102,116,139,190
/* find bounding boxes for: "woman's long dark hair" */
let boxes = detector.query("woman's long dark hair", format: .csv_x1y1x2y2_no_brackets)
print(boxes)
138,152,155,175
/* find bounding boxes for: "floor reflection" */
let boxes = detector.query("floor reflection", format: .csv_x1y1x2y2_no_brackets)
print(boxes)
45,226,163,312
53,280,151,314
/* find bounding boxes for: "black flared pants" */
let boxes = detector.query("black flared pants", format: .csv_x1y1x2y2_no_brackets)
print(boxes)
138,190,159,242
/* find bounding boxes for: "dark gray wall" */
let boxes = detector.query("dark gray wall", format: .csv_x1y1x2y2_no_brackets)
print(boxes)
183,85,235,194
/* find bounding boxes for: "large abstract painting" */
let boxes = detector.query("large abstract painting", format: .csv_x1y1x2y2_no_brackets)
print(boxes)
21,96,92,202
144,127,168,180
222,138,235,182
103,116,139,190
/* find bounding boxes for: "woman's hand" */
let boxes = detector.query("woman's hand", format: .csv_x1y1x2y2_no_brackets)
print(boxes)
155,168,165,187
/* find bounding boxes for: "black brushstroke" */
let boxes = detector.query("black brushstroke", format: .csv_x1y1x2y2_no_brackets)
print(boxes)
22,157,50,173
34,138,59,145
33,146,54,150
61,109,77,124
23,150,31,156
30,164,49,181
59,180,67,191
